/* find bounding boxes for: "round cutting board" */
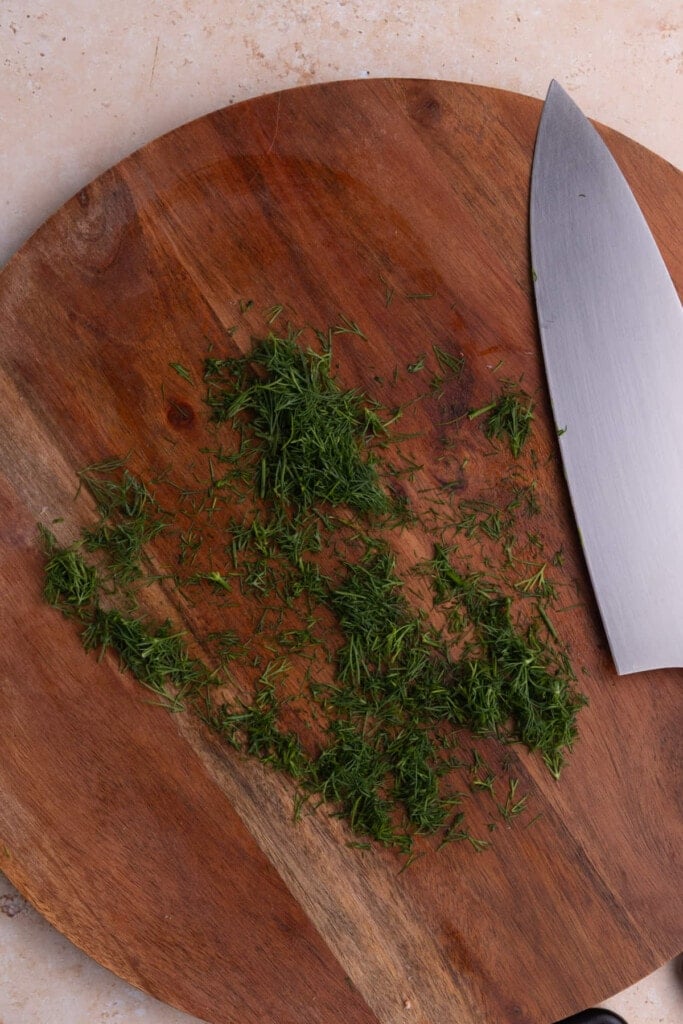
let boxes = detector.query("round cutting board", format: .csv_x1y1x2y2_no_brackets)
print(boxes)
0,80,681,1024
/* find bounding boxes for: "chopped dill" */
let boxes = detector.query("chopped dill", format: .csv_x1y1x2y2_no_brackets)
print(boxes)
83,608,207,711
169,362,193,384
497,777,528,822
82,517,165,585
407,355,426,373
468,382,535,458
265,303,284,324
207,629,250,667
425,544,585,775
314,720,405,848
380,275,395,308
204,330,390,515
39,526,99,616
514,562,557,601
38,313,586,858
332,314,367,339
455,498,512,540
209,661,310,780
432,345,465,378
75,459,167,587
77,458,151,519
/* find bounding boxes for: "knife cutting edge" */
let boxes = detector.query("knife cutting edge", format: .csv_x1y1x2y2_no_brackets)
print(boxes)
530,80,683,675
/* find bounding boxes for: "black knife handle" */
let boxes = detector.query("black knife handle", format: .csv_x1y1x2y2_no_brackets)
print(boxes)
552,1010,628,1024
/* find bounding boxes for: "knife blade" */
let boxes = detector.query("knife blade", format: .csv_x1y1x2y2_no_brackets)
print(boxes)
530,80,683,675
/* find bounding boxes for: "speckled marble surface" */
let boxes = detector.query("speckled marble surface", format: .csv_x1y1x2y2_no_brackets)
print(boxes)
1,2,681,1022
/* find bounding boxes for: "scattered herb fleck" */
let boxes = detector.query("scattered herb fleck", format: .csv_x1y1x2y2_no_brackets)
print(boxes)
432,344,465,379
169,362,193,384
407,355,426,374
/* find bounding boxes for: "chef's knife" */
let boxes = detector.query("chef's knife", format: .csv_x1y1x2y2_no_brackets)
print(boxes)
530,80,683,675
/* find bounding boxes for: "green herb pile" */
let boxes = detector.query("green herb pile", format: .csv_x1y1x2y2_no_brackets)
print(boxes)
39,317,587,859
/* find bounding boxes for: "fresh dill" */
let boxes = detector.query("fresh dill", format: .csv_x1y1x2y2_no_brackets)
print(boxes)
204,329,390,515
39,526,99,616
468,382,535,458
407,355,426,373
83,608,207,711
432,345,465,378
265,303,284,324
38,313,586,858
209,660,310,780
76,459,167,586
332,314,367,339
425,544,585,775
169,362,193,384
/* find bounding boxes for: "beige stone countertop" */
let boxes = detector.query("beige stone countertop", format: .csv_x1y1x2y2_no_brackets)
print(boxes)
1,2,681,1022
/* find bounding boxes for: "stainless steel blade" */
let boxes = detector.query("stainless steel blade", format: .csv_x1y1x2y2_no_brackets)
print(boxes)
530,80,683,675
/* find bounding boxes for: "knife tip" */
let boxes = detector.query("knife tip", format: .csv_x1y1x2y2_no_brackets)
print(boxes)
542,80,578,121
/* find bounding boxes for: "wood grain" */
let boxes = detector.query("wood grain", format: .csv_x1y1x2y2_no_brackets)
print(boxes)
0,80,681,1024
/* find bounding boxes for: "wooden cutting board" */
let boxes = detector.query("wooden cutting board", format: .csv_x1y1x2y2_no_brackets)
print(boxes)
0,80,681,1024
